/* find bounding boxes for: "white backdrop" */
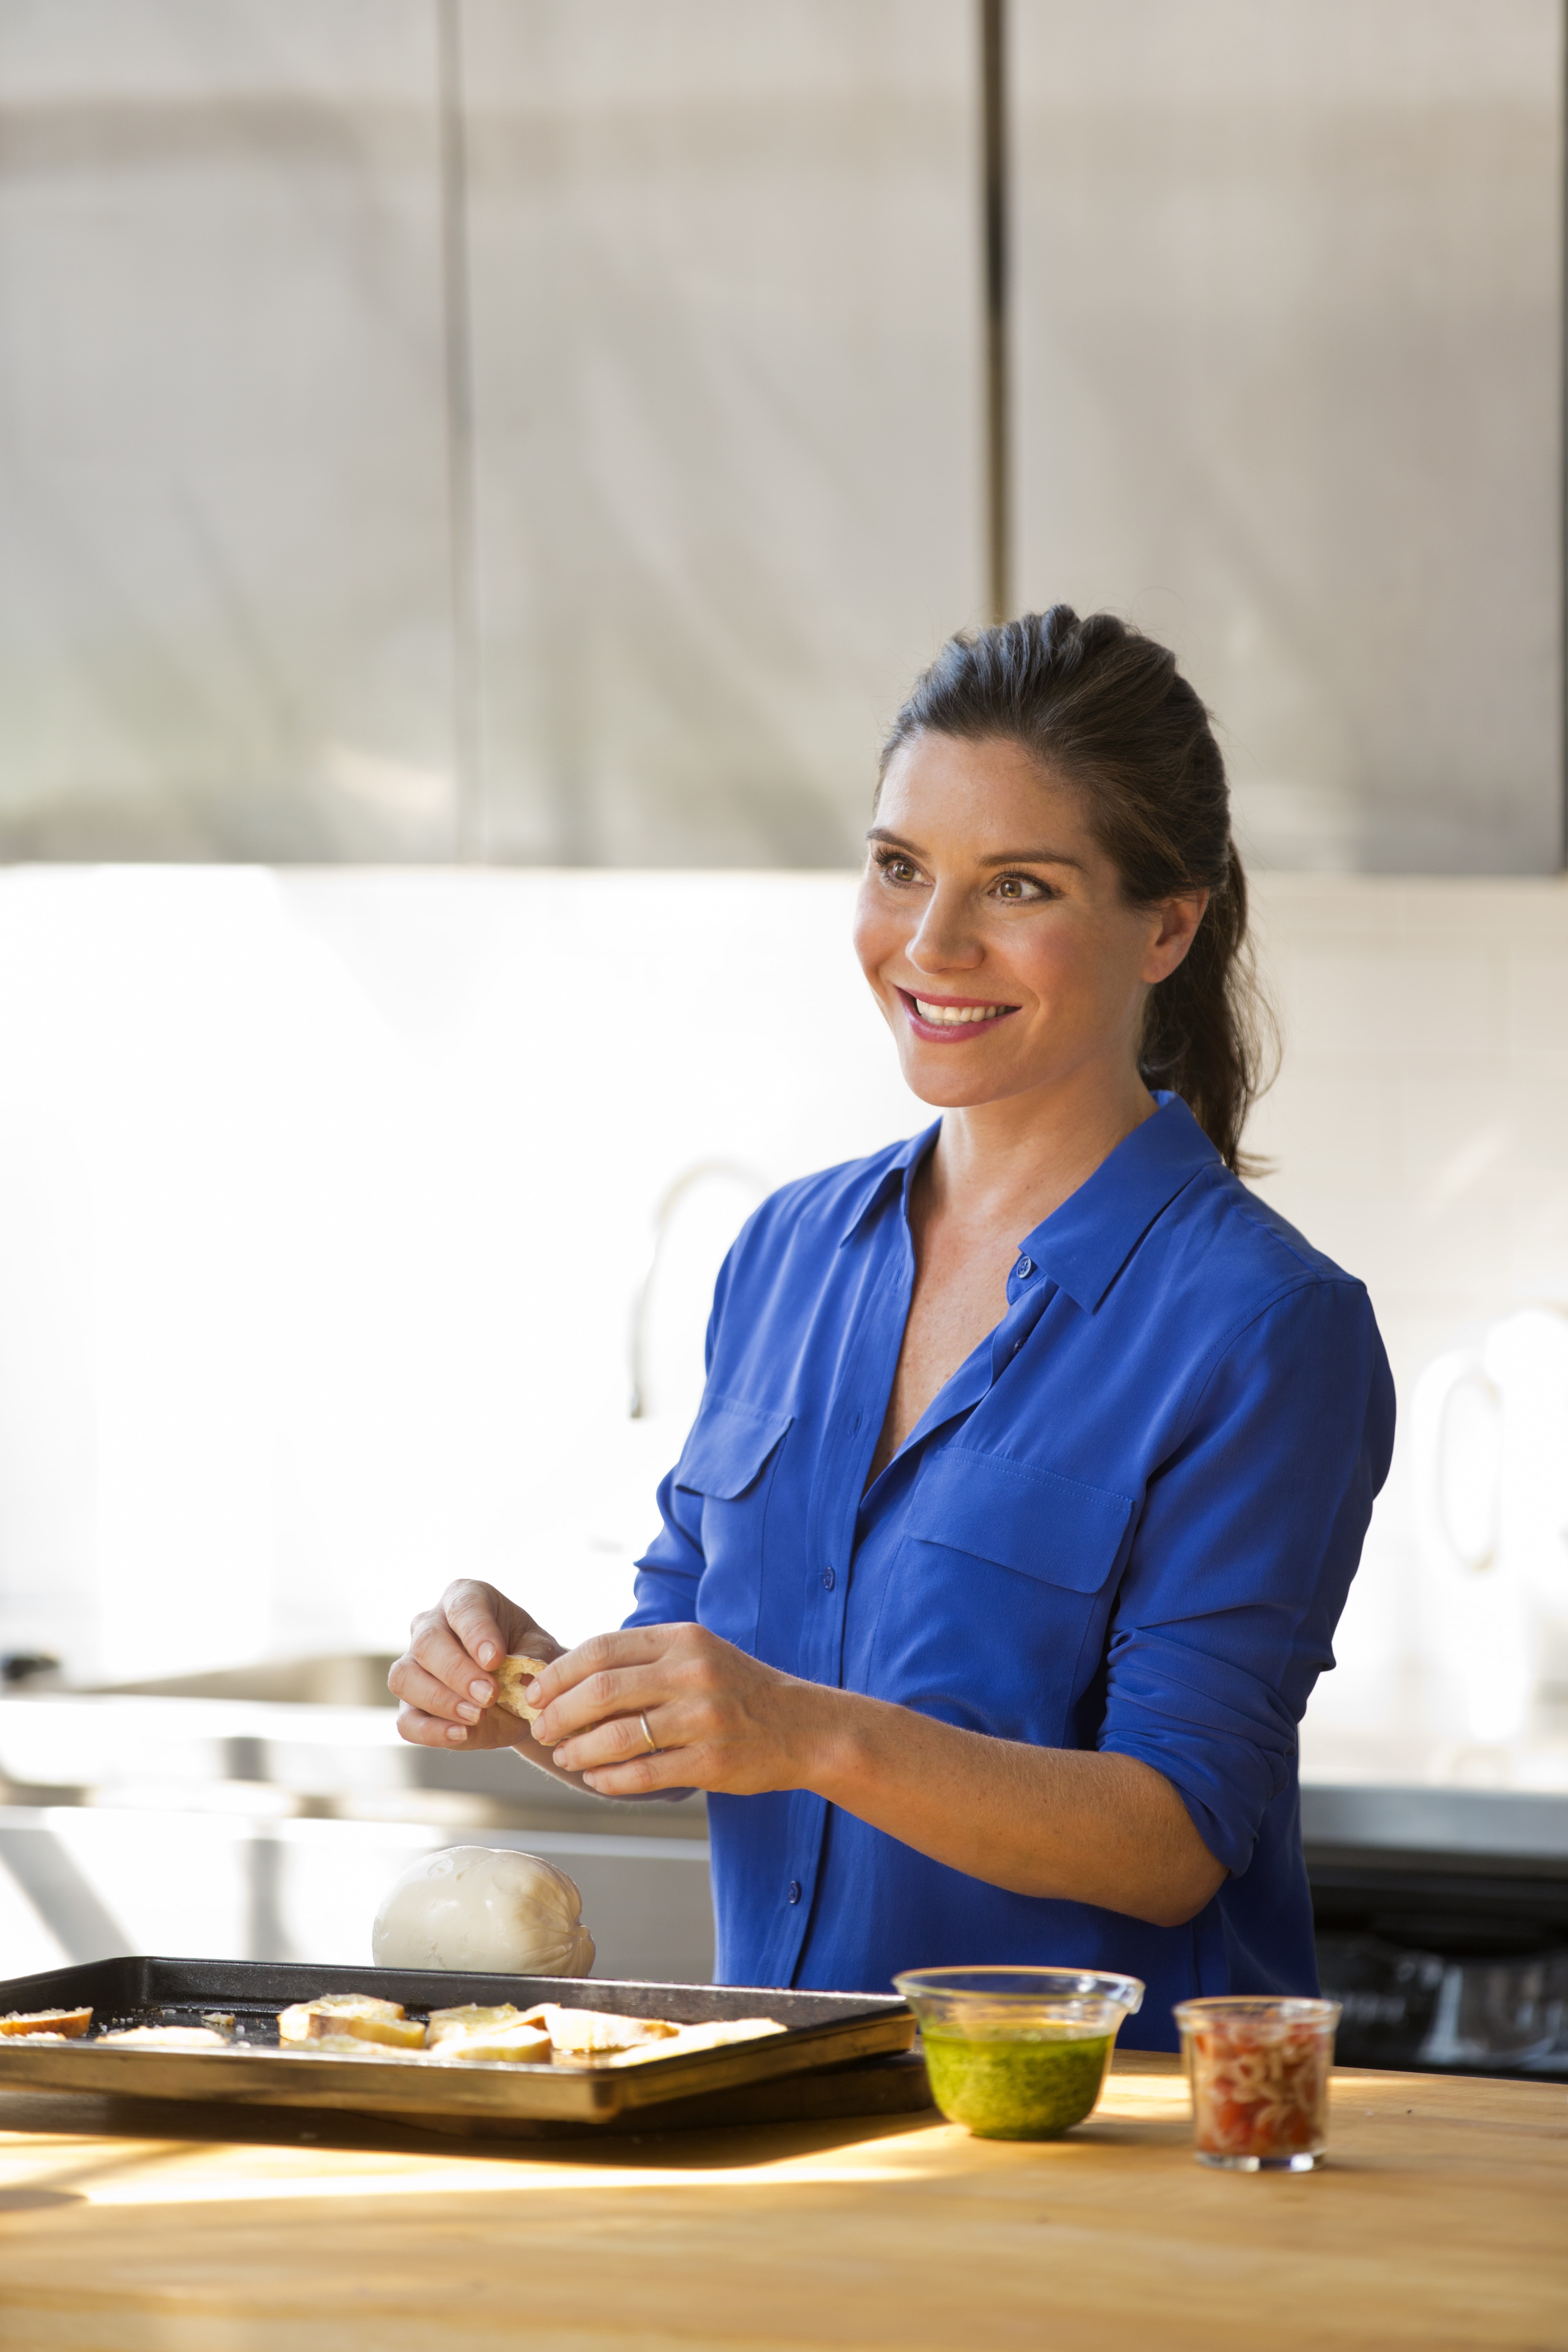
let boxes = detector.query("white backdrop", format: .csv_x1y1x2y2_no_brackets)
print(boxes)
0,867,915,1679
3,865,1567,1777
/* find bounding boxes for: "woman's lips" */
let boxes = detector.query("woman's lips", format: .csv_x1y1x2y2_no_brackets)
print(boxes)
897,988,1020,1043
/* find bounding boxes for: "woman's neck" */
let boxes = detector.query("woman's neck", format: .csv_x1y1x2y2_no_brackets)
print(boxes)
924,1059,1158,1238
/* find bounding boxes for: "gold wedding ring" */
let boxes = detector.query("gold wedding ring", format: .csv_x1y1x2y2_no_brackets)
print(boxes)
637,1711,659,1755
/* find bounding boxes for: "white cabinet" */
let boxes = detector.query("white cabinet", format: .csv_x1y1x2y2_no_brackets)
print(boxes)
0,0,458,860
462,0,983,866
1011,0,1562,874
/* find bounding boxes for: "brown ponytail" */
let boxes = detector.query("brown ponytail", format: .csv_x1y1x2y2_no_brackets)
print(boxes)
879,607,1276,1174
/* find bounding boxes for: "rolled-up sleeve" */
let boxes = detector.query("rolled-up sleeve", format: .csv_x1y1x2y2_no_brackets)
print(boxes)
1098,1276,1395,1878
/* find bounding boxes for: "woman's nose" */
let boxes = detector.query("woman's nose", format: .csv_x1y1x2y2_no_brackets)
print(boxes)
908,886,983,973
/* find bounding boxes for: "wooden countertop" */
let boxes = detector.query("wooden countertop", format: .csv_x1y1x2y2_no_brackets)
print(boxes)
0,2052,1562,2350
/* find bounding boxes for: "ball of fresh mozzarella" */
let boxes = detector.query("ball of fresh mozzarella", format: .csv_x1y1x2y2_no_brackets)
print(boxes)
372,1846,595,1976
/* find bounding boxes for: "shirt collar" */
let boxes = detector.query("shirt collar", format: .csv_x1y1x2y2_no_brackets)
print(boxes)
837,1119,942,1247
1020,1094,1221,1312
837,1095,1220,1311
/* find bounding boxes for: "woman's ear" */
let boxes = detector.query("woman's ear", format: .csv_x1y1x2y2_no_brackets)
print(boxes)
1141,890,1209,986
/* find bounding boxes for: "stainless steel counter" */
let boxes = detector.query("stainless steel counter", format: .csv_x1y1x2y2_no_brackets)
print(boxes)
1302,1782,1568,1867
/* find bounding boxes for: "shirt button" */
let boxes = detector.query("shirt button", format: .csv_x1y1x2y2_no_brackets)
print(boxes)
1015,1256,1034,1281
821,1566,836,1590
787,1880,802,1905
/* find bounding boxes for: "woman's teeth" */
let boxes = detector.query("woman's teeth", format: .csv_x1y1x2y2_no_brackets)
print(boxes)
914,999,1007,1026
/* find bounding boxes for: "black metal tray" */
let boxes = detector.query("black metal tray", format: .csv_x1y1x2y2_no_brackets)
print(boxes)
0,1956,918,2132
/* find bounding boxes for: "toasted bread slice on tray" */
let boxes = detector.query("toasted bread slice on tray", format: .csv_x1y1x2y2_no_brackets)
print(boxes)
426,2002,525,2044
0,2007,91,2039
438,2020,553,2065
305,2009,426,2050
590,2018,787,2067
277,1994,409,2045
521,2005,680,2056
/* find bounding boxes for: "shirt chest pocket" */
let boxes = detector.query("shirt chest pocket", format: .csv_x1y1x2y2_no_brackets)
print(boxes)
873,1447,1133,1744
673,1395,793,1657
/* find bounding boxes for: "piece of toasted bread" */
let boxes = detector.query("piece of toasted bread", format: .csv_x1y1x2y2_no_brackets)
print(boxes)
578,2017,786,2067
436,2020,553,2066
490,1655,552,1724
0,2007,91,2039
277,1994,407,2045
426,2002,525,2045
306,2009,426,2050
646,2017,784,2056
521,2004,681,2055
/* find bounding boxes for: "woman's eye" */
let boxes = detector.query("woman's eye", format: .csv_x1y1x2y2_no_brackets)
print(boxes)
876,854,921,887
992,873,1048,902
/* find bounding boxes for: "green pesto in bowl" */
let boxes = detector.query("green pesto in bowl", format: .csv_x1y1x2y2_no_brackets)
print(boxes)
921,2028,1114,2140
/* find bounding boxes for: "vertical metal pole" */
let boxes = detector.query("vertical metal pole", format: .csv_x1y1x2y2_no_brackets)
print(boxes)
437,0,484,860
981,0,1011,626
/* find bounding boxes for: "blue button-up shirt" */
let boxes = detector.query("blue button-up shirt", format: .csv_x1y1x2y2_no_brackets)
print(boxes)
628,1096,1394,2048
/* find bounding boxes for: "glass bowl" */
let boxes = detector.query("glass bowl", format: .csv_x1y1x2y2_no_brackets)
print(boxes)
894,1966,1145,2140
1173,1996,1341,2171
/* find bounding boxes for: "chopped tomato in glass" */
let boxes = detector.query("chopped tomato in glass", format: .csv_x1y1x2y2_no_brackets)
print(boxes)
1186,2016,1332,2162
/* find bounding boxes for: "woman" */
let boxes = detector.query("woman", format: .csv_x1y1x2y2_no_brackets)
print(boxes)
390,608,1394,2047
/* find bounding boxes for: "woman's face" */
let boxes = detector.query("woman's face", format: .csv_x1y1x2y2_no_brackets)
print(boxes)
853,731,1205,1113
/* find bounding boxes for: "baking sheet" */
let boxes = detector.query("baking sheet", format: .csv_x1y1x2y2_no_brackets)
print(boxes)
0,1956,915,2128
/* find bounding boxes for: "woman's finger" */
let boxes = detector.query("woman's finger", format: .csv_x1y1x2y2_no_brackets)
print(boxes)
399,1611,497,1710
525,1627,665,1715
395,1696,526,1752
579,1740,709,1800
395,1699,481,1750
550,1688,726,1777
388,1656,486,1727
548,1704,680,1777
441,1580,517,1676
531,1663,672,1748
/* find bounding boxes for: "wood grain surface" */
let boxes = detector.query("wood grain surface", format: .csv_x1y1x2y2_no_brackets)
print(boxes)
0,2052,1561,2351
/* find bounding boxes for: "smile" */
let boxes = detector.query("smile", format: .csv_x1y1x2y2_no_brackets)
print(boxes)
898,989,1019,1038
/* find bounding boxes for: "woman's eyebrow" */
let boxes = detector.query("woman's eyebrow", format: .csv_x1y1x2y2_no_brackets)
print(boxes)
866,825,1083,872
978,847,1085,872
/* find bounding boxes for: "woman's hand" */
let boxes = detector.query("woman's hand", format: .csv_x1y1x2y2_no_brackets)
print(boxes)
388,1579,564,1751
527,1623,831,1798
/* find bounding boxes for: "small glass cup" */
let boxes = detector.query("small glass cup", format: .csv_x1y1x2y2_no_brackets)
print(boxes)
1173,1996,1341,2172
894,1966,1144,2141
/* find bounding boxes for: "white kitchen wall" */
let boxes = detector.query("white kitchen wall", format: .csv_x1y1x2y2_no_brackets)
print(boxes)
1244,877,1568,1777
0,867,914,1679
0,867,1564,1764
